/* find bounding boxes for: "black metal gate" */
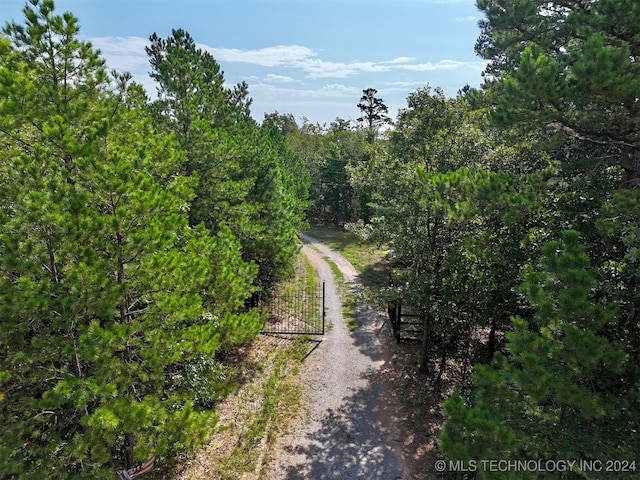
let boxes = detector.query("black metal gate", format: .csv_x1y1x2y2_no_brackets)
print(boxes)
261,281,325,335
388,300,422,342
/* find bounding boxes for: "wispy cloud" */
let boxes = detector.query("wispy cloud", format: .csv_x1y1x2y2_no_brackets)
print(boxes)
202,44,314,67
316,83,362,97
265,73,295,83
385,80,430,89
204,43,483,79
90,36,150,72
303,59,394,79
386,56,414,64
251,82,360,100
89,36,484,82
398,59,486,72
455,15,481,21
248,82,364,123
82,35,484,124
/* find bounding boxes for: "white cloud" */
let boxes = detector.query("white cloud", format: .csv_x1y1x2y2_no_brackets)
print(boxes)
265,74,295,83
302,59,394,79
201,44,315,67
248,83,364,124
385,80,430,89
90,36,149,72
316,84,362,97
89,36,484,84
398,59,486,71
386,56,414,64
79,35,484,124
250,82,359,101
204,44,483,79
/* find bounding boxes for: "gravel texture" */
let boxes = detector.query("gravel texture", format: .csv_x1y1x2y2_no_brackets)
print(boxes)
263,235,408,479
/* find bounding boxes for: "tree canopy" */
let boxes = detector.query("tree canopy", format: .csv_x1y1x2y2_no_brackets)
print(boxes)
1,0,639,477
0,1,305,476
477,0,640,185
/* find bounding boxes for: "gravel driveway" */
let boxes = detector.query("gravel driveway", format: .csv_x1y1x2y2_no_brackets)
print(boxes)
263,234,407,479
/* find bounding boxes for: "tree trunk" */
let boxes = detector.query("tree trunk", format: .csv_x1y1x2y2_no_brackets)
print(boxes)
419,296,432,375
124,432,135,469
488,318,497,361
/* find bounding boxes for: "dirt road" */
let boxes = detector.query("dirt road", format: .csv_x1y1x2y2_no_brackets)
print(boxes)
263,234,407,479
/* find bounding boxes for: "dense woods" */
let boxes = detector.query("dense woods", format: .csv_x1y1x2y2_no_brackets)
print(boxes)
1,0,638,478
0,1,306,477
281,0,639,476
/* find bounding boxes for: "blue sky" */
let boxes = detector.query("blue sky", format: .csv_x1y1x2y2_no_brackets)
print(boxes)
1,0,487,126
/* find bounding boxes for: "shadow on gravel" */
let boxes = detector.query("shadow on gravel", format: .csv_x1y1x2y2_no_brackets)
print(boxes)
350,308,387,362
281,368,404,480
278,302,406,479
339,287,441,480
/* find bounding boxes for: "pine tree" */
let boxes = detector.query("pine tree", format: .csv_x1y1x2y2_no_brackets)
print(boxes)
146,28,252,231
357,87,391,143
147,30,306,288
440,231,635,479
0,2,261,476
476,0,640,185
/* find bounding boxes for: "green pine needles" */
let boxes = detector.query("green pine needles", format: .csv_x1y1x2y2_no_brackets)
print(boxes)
0,1,303,477
440,231,634,479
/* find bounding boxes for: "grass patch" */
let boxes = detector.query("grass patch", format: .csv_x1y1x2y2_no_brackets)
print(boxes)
215,345,302,480
280,252,320,297
305,226,376,270
305,225,390,291
306,225,391,312
326,254,344,284
303,255,317,293
317,254,358,331
342,291,359,331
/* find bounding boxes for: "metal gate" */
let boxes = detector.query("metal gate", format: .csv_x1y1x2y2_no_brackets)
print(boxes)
388,300,421,342
261,281,325,335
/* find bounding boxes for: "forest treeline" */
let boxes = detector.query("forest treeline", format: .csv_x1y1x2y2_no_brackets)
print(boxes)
1,0,639,478
0,1,308,477
277,0,639,477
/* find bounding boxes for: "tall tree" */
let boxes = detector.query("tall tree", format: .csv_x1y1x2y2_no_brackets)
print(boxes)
146,28,251,230
0,2,260,476
477,0,640,445
146,30,306,288
357,87,391,142
434,2,640,474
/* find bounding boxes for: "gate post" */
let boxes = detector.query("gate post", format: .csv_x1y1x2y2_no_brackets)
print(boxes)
396,300,402,343
388,299,398,340
322,280,325,335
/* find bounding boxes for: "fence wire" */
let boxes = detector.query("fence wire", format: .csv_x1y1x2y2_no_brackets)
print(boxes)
261,281,325,335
